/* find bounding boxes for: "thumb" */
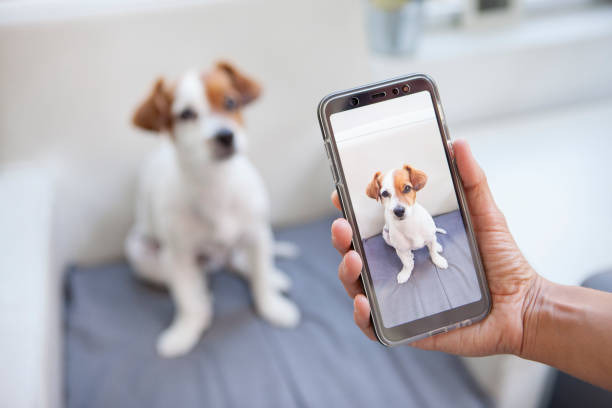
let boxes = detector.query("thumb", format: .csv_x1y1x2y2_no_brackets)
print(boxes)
452,139,500,219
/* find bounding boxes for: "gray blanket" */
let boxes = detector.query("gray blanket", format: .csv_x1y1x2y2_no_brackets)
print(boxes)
364,210,482,328
65,216,490,408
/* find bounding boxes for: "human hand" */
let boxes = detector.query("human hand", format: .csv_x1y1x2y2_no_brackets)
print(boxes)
331,138,541,356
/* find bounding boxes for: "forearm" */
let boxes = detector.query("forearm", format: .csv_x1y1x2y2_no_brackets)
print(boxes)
521,277,612,390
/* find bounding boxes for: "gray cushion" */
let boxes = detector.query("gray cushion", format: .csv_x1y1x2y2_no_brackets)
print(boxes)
582,271,612,292
65,216,490,408
364,210,481,328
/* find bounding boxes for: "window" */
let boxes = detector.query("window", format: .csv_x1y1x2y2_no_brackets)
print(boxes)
422,0,600,29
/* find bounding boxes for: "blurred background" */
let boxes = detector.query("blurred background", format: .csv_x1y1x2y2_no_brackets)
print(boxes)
1,0,611,407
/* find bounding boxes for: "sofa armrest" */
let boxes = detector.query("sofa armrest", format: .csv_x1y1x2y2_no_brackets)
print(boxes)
0,164,61,408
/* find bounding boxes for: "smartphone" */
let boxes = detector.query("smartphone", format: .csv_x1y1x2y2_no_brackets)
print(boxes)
318,74,491,346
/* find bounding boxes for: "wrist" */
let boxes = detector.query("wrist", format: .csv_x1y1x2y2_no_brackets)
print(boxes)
519,274,554,359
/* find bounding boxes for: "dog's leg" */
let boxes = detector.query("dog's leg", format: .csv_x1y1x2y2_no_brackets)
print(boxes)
382,225,392,246
427,238,448,269
125,228,166,286
229,248,291,292
268,268,292,292
274,241,299,259
248,226,300,328
156,248,212,358
395,249,415,284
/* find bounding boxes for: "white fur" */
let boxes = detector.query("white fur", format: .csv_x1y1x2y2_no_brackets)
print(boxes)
379,169,448,284
126,71,299,358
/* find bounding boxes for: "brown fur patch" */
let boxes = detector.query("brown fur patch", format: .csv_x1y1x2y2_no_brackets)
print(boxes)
366,171,383,201
393,169,416,206
204,61,261,124
394,165,428,206
132,62,261,135
132,78,174,132
404,165,427,191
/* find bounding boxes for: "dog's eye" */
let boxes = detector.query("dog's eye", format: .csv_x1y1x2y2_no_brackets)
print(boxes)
224,96,237,111
403,185,412,194
178,107,198,121
381,191,390,198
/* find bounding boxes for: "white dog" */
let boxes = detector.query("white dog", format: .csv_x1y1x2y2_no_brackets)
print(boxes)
366,165,448,284
126,62,300,358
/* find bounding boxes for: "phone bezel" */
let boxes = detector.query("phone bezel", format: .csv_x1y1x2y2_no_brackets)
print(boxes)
317,74,491,346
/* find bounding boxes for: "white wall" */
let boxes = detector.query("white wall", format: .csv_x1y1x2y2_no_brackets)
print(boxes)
0,0,370,264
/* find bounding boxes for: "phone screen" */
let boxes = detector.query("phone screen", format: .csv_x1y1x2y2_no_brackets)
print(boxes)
330,91,482,329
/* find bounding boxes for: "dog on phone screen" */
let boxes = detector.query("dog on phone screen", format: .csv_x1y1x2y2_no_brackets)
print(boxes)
125,61,300,358
366,165,448,284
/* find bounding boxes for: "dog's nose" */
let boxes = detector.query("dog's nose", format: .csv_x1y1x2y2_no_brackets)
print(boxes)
215,129,234,148
393,206,405,218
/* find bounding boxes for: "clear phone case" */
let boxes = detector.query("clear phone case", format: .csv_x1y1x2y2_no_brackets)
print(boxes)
317,74,491,346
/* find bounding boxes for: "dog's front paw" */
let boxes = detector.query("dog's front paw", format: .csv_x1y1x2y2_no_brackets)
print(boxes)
156,313,212,358
270,267,292,292
397,268,413,284
432,254,448,269
256,291,300,328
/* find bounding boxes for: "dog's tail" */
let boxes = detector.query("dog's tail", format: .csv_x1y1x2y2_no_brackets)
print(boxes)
274,241,299,259
436,227,447,235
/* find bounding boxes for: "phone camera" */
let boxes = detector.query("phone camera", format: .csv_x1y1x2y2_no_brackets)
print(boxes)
402,85,410,93
392,88,400,95
350,97,359,106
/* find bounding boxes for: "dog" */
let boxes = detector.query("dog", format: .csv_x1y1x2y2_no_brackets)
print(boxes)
366,165,448,284
125,61,300,358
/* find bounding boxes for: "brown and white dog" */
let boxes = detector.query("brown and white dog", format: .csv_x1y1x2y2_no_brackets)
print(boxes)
366,165,448,284
126,62,299,358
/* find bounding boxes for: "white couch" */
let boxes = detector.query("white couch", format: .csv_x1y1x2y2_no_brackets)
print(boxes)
2,1,612,407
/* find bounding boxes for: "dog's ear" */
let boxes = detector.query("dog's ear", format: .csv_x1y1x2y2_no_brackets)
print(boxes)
366,171,383,201
216,61,261,106
132,78,173,132
403,165,427,191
